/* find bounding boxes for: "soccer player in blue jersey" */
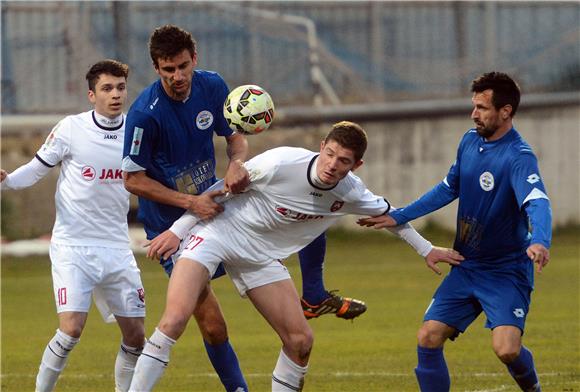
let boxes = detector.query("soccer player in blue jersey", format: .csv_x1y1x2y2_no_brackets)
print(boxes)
122,24,364,392
358,72,551,391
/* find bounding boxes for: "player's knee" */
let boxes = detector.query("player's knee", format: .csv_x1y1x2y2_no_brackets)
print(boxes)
124,327,146,348
492,342,520,364
198,319,228,345
158,313,190,340
284,327,314,360
417,325,445,348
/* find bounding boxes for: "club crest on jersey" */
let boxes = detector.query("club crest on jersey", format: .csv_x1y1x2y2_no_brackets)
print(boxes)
196,110,213,130
330,200,345,212
81,165,96,181
479,171,494,191
137,288,145,303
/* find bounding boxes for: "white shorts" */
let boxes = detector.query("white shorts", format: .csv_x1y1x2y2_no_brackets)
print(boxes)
177,228,291,296
50,243,146,323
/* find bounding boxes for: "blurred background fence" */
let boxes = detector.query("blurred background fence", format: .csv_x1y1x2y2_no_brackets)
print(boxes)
1,1,579,239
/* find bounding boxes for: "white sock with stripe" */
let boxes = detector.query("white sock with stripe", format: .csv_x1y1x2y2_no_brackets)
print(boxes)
272,349,308,391
35,329,80,392
114,342,143,392
128,328,175,392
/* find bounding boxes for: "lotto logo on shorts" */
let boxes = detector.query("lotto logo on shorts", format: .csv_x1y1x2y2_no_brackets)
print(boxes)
58,288,67,306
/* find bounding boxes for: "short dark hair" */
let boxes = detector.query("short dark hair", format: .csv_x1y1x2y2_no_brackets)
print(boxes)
85,60,129,91
149,24,196,67
471,72,521,117
324,121,368,161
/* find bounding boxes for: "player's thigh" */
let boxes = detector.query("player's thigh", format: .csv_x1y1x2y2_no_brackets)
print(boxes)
246,278,311,346
474,262,533,332
96,248,146,319
159,257,211,339
50,243,97,315
424,267,482,335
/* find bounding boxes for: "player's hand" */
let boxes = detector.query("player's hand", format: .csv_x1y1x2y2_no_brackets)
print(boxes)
357,214,397,229
224,159,250,194
527,243,550,273
145,230,180,260
0,169,7,182
188,191,225,220
424,246,464,275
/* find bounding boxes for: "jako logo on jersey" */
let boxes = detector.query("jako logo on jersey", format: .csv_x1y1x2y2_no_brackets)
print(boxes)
527,173,540,184
479,171,494,191
104,134,117,140
196,110,213,130
275,206,324,221
330,200,345,212
513,308,525,318
99,169,123,180
309,191,322,197
81,166,96,181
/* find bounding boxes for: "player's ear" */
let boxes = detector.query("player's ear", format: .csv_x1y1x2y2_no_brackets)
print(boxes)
192,51,198,67
352,159,364,172
501,105,512,120
320,140,326,152
87,90,96,105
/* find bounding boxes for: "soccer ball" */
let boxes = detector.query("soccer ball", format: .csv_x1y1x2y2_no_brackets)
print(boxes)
223,85,275,135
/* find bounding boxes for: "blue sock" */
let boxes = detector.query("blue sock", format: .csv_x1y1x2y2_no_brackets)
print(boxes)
203,339,248,392
298,232,328,304
415,346,450,392
506,346,541,391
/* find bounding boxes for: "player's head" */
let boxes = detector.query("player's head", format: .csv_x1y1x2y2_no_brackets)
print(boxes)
86,60,129,119
317,121,366,185
470,72,520,139
149,25,197,100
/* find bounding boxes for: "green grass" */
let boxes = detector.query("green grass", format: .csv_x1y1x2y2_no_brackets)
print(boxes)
2,227,579,391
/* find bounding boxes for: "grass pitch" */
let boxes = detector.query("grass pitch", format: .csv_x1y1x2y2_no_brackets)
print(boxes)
2,227,578,391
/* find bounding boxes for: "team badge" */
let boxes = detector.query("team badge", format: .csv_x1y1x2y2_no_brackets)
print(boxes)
137,288,145,303
81,166,96,181
330,200,344,212
196,110,213,130
479,171,494,191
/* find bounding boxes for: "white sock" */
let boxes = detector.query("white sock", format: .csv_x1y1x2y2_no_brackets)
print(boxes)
128,328,175,392
272,349,308,392
115,343,143,392
35,329,80,392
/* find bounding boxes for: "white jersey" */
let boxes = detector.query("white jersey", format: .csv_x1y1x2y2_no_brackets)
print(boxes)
36,110,130,248
193,147,390,262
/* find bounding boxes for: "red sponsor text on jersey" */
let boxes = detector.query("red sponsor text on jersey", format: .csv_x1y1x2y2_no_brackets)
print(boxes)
99,169,123,180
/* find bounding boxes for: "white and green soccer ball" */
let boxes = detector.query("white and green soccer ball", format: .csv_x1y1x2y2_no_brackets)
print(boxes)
223,85,275,135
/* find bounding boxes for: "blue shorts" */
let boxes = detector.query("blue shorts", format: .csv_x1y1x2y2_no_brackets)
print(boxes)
423,256,534,338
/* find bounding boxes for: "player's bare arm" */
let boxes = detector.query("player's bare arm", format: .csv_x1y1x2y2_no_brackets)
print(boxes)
424,246,464,275
224,133,249,193
357,213,397,229
526,243,550,273
123,170,225,220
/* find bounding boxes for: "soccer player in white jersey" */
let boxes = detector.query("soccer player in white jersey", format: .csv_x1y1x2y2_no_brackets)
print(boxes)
128,121,463,392
1,60,145,392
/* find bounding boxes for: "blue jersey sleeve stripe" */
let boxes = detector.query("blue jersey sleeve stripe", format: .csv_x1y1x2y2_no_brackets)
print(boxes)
522,187,550,207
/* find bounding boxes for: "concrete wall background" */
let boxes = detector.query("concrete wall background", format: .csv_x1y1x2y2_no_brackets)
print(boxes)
1,103,578,239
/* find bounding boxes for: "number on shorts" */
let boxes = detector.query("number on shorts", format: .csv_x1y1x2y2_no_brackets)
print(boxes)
184,234,204,251
58,287,67,306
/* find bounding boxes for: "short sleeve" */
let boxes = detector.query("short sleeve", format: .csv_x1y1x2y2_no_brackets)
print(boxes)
243,149,281,190
123,110,159,171
36,118,71,167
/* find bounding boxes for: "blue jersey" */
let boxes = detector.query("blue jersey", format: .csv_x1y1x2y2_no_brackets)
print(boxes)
123,70,233,238
391,128,551,264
